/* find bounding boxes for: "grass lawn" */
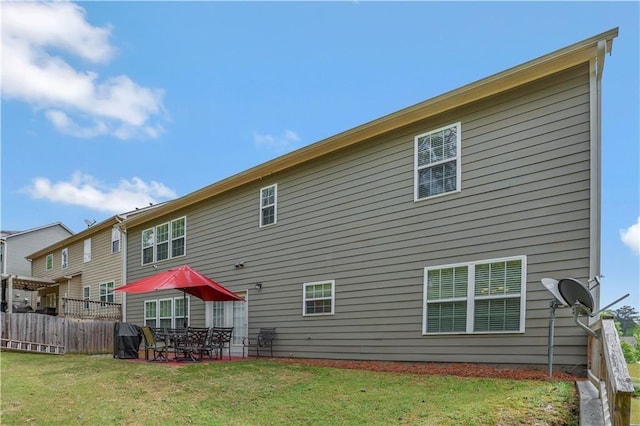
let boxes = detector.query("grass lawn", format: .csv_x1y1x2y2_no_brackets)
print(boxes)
629,363,640,425
1,352,577,425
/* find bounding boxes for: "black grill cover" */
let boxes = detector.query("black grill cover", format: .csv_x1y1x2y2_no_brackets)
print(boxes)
113,322,141,359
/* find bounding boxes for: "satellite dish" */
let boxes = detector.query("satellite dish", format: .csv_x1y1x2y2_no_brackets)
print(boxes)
541,277,594,313
557,278,594,313
541,278,565,305
84,219,96,227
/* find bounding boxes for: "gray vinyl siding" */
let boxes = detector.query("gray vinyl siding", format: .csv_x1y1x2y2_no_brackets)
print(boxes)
3,225,72,276
125,64,592,369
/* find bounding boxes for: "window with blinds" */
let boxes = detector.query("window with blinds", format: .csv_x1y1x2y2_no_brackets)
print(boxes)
423,256,526,334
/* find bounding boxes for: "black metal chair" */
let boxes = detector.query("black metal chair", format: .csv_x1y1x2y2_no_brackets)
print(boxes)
175,327,208,361
211,327,234,360
243,327,276,358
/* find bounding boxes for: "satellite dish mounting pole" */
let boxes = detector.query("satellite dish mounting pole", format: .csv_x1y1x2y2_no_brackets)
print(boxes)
547,299,560,377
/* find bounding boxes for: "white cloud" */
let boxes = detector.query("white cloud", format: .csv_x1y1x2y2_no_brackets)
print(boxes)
620,217,640,255
24,172,176,214
253,130,300,153
1,2,165,140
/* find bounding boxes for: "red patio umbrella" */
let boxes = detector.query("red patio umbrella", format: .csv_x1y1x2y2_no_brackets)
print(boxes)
115,265,244,327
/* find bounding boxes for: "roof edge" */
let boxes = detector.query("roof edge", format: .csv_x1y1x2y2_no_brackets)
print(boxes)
122,28,619,230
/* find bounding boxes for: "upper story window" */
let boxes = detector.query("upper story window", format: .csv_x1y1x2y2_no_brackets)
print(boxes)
61,248,68,270
46,254,53,271
423,256,526,335
303,280,335,316
83,239,91,262
414,122,461,201
260,184,277,227
141,217,186,265
111,228,121,254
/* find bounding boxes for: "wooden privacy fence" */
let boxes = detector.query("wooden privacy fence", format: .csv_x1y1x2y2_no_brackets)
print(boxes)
0,312,117,355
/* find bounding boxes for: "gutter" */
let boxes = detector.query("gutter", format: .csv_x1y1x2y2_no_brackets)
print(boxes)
115,216,127,322
589,36,614,312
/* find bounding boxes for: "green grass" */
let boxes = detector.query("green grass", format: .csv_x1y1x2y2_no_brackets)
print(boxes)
1,352,577,425
628,363,640,425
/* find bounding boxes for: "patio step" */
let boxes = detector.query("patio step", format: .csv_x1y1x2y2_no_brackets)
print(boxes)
577,380,604,425
0,338,64,354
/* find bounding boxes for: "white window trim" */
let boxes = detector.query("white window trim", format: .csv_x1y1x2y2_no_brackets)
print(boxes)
303,280,335,317
111,228,121,254
99,281,115,303
45,253,53,271
414,122,462,202
83,286,91,309
141,216,187,265
83,238,92,263
422,255,526,335
61,248,68,270
259,184,278,227
144,296,190,328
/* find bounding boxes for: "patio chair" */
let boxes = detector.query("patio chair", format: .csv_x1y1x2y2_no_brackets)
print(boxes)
141,326,168,361
243,327,276,358
175,327,208,361
211,327,234,360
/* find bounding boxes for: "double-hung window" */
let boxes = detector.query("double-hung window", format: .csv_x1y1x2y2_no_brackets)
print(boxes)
423,256,526,334
83,286,91,309
144,297,190,328
46,254,53,271
99,281,115,304
141,217,186,265
415,122,461,200
111,228,121,254
61,248,68,270
303,280,335,316
83,239,92,262
260,184,277,227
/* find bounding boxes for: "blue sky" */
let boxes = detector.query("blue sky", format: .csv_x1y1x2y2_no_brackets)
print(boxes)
1,2,638,310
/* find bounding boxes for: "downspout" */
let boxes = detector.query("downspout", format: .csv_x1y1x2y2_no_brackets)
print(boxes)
115,216,127,322
588,38,609,317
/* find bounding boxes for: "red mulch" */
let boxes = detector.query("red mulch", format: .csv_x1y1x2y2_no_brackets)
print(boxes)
275,358,583,382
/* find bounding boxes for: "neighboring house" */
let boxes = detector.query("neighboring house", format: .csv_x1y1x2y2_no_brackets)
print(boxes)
1,223,73,311
26,206,161,319
118,29,618,371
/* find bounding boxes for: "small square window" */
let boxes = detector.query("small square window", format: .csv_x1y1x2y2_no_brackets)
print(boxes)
303,280,335,316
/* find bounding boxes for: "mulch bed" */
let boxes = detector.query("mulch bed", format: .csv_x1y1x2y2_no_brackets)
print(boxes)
275,358,583,382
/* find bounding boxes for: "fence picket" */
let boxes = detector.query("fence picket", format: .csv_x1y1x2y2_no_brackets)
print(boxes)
1,313,118,355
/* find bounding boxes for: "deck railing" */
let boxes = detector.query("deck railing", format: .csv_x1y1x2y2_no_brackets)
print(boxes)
62,298,122,321
588,317,634,425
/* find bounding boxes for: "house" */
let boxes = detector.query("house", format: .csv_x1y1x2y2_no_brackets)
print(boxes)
118,28,618,371
25,206,162,319
1,222,73,312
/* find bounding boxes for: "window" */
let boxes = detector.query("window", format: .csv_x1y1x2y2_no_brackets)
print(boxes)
303,280,335,316
111,228,121,254
83,239,91,262
415,122,461,200
141,217,186,265
144,297,190,328
61,248,68,270
171,218,186,257
99,281,115,303
46,254,53,271
260,184,277,227
83,286,90,309
423,256,526,335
